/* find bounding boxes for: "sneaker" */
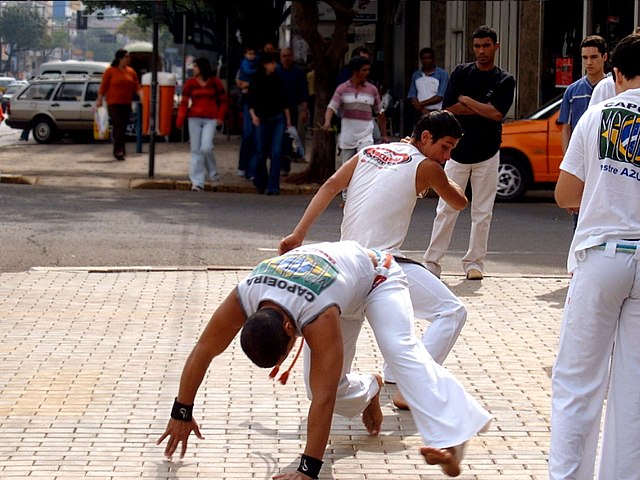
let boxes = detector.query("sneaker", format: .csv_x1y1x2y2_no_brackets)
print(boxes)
211,174,220,183
191,185,203,192
466,268,483,280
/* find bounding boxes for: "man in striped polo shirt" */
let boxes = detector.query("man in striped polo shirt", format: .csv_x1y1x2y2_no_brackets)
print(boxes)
322,55,388,199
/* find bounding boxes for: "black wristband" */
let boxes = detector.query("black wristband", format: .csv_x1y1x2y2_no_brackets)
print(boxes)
297,454,323,479
171,397,193,421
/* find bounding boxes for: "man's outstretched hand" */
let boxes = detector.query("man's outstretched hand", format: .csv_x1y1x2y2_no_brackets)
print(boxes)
157,418,204,459
279,233,303,255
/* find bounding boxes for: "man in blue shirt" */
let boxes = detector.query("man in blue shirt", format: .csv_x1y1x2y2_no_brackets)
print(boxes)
558,35,608,153
407,48,449,124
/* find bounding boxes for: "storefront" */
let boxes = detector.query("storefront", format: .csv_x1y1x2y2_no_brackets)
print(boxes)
541,0,639,103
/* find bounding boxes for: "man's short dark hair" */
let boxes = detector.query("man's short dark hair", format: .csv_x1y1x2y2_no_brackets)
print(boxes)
419,47,435,58
351,46,370,58
349,55,371,74
610,33,640,80
260,52,278,65
240,307,290,368
472,25,498,44
412,110,464,143
581,35,607,55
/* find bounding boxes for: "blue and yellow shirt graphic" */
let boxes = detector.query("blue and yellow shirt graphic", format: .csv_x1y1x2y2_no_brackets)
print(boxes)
247,253,339,297
600,107,640,166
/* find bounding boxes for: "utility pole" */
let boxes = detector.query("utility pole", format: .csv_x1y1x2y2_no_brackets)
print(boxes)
148,0,162,178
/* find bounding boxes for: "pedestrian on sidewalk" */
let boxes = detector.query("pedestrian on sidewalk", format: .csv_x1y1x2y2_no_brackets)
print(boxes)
423,25,515,281
247,52,291,195
550,32,640,480
407,47,449,123
97,49,141,161
280,111,468,412
235,44,258,178
277,46,309,175
157,241,491,478
323,55,387,202
176,57,227,192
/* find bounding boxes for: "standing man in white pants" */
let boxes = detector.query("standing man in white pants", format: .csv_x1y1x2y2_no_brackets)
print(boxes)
550,32,640,480
158,241,491,478
424,25,515,280
280,111,468,409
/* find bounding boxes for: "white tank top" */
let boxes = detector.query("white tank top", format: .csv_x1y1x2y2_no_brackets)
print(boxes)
341,142,424,255
236,241,376,333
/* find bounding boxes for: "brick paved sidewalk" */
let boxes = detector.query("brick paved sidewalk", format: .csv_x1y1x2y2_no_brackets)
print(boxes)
0,269,567,479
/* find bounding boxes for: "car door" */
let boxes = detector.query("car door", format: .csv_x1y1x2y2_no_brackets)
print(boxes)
81,82,100,127
547,110,564,181
11,81,58,123
51,81,87,129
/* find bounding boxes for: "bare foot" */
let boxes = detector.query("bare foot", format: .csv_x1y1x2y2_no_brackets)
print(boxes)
362,374,383,435
420,446,461,477
392,391,409,410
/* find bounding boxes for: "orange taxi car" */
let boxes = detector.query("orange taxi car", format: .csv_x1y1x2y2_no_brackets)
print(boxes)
497,95,563,201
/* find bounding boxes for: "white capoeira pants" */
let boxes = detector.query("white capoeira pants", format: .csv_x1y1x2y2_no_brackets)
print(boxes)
304,260,491,448
550,243,640,480
383,262,467,382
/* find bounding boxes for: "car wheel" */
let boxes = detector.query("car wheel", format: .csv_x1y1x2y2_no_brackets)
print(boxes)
496,154,530,202
32,117,58,144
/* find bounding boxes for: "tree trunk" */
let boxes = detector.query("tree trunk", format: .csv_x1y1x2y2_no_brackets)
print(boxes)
287,0,355,185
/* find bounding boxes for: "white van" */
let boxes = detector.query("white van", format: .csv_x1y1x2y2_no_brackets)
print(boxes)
37,60,110,78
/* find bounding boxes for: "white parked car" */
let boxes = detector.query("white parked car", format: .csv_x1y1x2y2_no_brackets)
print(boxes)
5,76,101,143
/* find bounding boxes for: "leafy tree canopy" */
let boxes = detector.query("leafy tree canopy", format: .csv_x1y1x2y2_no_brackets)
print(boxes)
0,5,46,52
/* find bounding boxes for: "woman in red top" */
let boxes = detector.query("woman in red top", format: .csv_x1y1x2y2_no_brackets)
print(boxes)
97,49,141,161
177,57,227,191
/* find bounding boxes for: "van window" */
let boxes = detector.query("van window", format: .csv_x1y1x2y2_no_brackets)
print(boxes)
40,70,62,77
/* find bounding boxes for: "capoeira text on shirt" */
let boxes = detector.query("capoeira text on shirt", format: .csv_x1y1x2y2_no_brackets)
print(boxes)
246,275,317,301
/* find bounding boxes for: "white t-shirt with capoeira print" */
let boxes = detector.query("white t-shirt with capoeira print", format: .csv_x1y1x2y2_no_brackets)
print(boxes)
236,241,381,333
561,87,640,272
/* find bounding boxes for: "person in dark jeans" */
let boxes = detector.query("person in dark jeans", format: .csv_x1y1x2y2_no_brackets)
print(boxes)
247,52,291,195
277,47,309,175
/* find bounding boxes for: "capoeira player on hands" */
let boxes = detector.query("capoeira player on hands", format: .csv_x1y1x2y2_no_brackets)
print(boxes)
157,241,491,478
280,111,469,410
550,32,640,480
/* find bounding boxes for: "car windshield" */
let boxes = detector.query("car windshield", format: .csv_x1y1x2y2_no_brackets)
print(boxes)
528,95,563,120
3,85,22,95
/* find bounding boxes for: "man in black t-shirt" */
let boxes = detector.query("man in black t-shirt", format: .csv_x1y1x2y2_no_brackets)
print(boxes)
424,25,515,281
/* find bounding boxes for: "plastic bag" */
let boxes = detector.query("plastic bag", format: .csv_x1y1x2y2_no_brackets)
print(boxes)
93,105,109,141
286,126,305,158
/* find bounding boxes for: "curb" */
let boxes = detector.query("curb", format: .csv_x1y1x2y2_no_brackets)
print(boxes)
1,173,321,194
